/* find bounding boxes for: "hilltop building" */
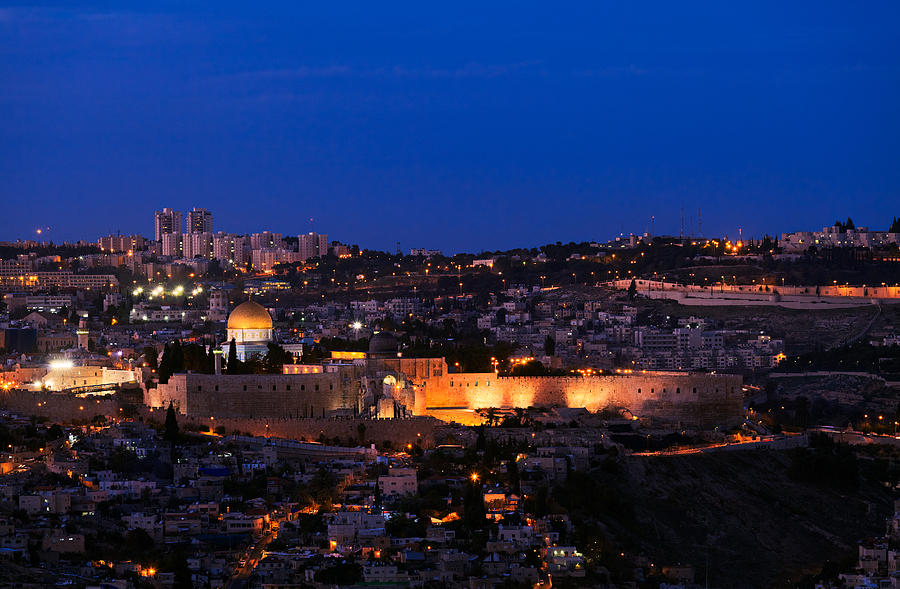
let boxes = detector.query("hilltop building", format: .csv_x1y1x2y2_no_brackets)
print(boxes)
223,300,274,361
781,225,899,252
148,321,743,429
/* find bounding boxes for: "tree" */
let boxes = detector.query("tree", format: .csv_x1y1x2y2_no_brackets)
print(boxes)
124,528,154,553
463,478,486,528
627,278,637,300
510,360,547,377
142,345,158,370
385,514,425,537
314,562,362,585
187,343,215,373
170,340,184,374
164,401,179,442
226,338,241,374
263,342,292,374
544,335,556,356
158,343,172,383
476,407,501,427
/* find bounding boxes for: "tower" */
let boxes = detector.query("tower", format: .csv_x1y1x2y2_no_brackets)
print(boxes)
208,289,228,321
76,318,90,350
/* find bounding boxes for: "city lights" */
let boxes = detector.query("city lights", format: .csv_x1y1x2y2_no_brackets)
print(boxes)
2,8,896,583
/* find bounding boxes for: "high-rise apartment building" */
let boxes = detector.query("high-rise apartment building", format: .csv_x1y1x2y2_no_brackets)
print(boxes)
251,248,303,272
188,232,214,259
212,233,247,266
154,208,183,241
99,234,146,253
186,208,213,234
250,231,283,250
161,233,184,258
298,232,328,260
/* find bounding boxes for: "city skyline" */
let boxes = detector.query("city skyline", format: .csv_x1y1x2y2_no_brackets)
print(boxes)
2,4,900,587
6,203,900,256
2,2,898,251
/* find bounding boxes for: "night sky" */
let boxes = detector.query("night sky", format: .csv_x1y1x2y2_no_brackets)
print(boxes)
1,2,898,252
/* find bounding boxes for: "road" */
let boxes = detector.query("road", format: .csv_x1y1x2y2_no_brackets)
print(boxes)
840,303,882,346
633,434,809,456
225,530,276,589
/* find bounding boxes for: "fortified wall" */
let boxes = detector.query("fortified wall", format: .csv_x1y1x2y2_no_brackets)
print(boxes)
173,414,440,448
0,389,121,423
420,371,743,428
0,389,439,447
2,365,138,391
145,370,363,418
143,359,743,429
370,357,743,428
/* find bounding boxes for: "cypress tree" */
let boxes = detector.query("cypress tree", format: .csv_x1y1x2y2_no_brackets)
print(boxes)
164,401,179,442
158,343,172,383
227,338,240,374
170,340,184,374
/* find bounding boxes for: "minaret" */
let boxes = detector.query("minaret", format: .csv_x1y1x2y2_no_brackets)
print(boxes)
208,289,227,321
77,318,89,350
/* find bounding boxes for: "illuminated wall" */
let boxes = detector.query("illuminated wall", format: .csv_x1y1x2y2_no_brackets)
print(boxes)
146,371,364,419
367,357,742,428
421,371,743,428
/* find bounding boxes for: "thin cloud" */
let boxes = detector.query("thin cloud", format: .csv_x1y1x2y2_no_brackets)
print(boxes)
574,64,650,77
225,60,545,82
389,60,545,79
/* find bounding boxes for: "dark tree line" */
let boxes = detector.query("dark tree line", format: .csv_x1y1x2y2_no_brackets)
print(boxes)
225,339,294,375
158,340,214,382
156,338,294,382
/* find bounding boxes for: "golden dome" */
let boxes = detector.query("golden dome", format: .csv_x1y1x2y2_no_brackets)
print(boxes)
227,300,273,330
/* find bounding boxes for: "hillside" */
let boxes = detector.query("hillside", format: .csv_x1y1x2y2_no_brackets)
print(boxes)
575,445,895,588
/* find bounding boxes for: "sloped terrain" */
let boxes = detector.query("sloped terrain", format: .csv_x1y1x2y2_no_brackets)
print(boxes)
619,449,893,588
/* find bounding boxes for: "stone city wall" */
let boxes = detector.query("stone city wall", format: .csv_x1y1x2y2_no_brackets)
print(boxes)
423,371,743,428
4,365,744,431
146,371,363,418
0,388,439,446
3,366,138,391
0,389,121,423
608,279,900,308
171,414,439,448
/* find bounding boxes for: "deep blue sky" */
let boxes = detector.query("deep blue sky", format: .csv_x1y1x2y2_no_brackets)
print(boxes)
1,2,898,253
